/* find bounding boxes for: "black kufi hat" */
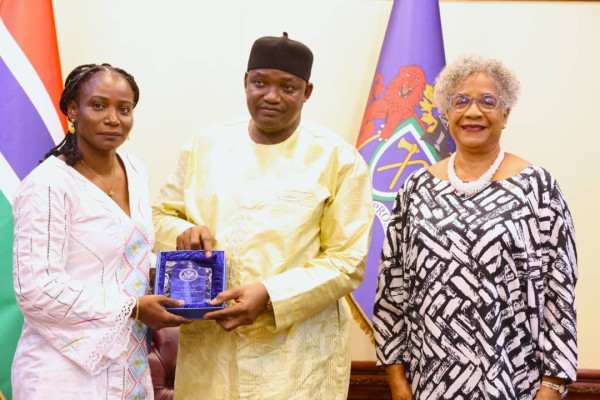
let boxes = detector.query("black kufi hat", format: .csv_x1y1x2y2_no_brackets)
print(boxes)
247,32,313,82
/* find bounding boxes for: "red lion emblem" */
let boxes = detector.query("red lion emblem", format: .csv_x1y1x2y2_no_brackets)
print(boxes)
357,65,427,148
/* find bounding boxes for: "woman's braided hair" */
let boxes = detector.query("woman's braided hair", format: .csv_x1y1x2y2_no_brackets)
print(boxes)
43,63,140,166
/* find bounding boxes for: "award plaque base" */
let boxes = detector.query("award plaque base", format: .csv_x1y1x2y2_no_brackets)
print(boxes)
154,250,227,319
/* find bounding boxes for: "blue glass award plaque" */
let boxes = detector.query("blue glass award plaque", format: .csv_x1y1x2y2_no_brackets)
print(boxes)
154,250,226,319
164,260,212,304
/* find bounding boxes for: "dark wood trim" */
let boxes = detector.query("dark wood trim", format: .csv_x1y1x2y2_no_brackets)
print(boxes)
571,370,600,398
348,361,391,399
349,362,600,400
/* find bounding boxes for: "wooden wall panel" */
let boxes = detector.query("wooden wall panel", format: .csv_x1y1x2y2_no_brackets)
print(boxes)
348,362,600,399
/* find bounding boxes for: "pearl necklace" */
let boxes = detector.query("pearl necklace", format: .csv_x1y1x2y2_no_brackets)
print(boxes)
447,149,505,198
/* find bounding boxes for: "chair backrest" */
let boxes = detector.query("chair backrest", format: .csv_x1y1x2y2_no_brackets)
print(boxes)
148,326,180,400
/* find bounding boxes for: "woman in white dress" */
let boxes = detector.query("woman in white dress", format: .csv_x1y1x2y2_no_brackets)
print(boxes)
11,63,190,400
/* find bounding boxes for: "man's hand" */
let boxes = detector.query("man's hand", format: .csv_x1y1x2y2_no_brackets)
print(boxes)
137,295,192,331
203,283,270,332
176,225,213,256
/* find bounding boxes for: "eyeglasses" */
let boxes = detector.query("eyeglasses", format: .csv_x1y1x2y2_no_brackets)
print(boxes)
448,94,504,113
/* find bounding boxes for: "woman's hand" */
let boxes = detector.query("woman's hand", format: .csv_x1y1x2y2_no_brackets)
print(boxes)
535,386,562,400
386,364,413,400
136,294,192,331
535,379,565,400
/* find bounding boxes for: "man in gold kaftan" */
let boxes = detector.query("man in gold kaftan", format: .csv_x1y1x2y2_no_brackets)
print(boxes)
152,33,374,400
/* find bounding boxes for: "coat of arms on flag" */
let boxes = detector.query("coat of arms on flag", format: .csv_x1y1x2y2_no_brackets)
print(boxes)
347,0,455,338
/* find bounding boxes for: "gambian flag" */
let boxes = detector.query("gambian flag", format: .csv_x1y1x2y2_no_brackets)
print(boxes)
347,0,454,339
0,1,64,397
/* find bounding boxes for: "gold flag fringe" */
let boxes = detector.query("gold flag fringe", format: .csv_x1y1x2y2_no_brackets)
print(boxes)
345,293,375,345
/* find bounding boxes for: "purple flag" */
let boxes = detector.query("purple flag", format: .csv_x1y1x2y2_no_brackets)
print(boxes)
348,0,454,336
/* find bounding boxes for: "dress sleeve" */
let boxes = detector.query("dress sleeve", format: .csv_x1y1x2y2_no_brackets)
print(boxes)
12,177,135,375
541,178,578,382
152,139,198,251
373,183,410,367
261,150,374,331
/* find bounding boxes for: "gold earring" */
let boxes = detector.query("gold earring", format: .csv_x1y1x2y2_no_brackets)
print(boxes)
69,119,76,134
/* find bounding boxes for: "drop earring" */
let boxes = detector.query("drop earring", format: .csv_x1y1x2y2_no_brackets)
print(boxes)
69,119,76,134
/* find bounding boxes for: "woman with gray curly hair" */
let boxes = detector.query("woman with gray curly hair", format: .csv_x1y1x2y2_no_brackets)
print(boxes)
373,54,577,400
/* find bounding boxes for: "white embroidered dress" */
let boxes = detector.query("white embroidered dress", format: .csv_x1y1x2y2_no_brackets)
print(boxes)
12,155,155,400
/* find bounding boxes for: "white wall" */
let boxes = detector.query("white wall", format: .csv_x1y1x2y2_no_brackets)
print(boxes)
53,0,600,368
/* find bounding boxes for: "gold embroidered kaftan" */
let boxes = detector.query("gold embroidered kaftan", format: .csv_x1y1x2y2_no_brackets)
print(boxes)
152,118,374,400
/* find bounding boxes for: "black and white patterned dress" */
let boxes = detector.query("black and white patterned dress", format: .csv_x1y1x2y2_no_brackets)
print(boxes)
373,166,577,400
